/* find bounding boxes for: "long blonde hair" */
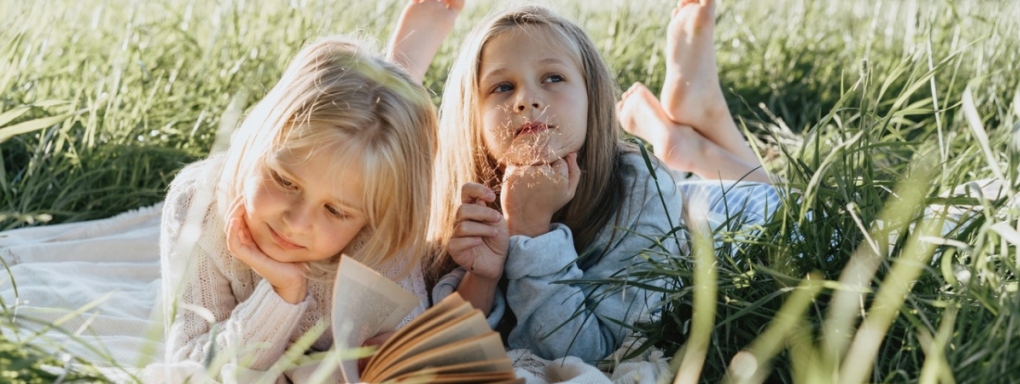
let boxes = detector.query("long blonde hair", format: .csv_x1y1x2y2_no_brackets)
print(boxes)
218,35,437,276
427,6,631,279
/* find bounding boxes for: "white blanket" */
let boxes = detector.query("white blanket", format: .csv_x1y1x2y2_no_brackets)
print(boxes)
0,204,165,377
0,204,673,383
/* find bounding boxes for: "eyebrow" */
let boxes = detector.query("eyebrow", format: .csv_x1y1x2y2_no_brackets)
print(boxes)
274,162,364,213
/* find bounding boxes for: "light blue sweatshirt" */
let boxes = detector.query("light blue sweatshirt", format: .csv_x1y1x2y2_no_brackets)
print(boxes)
433,152,683,363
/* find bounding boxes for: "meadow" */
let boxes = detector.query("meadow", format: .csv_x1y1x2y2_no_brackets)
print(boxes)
2,0,1019,382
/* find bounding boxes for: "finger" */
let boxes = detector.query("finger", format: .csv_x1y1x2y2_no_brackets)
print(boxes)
226,217,244,255
453,219,501,239
448,238,484,262
549,156,569,182
227,218,264,271
460,182,496,205
456,203,502,223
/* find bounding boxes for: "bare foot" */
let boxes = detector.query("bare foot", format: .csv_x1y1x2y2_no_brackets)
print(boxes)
618,82,704,173
619,83,771,182
661,0,758,165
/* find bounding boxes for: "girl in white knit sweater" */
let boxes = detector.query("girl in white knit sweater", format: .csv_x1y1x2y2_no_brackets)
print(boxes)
158,33,440,377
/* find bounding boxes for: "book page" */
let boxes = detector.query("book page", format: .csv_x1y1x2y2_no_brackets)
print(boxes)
395,371,519,383
363,295,474,373
390,358,515,381
332,255,420,383
368,332,508,382
375,311,492,368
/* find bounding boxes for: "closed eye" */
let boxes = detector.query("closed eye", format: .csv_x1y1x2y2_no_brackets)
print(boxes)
324,204,350,220
271,170,296,190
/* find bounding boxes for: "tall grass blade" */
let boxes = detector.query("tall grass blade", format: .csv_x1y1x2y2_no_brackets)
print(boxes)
821,161,935,373
723,272,824,384
0,106,32,128
0,111,79,144
840,204,945,382
672,203,717,384
918,305,958,384
962,86,1008,192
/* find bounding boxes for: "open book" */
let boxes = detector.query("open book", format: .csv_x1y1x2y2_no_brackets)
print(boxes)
332,255,520,383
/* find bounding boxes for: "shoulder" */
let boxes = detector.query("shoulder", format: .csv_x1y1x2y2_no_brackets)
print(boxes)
163,156,225,229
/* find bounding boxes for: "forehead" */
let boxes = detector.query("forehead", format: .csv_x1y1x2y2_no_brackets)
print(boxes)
480,24,581,68
273,142,364,182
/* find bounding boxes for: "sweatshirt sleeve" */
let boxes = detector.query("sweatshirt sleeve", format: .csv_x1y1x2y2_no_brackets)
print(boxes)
160,162,310,370
502,155,683,363
431,266,507,329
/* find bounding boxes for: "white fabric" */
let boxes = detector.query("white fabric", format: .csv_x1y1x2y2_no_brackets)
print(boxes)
0,200,674,383
0,204,165,370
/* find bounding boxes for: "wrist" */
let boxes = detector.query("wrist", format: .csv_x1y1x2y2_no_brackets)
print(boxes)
467,268,502,285
506,215,552,237
274,282,307,304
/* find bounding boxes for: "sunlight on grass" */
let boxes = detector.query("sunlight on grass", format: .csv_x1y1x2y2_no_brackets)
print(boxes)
1,0,1018,382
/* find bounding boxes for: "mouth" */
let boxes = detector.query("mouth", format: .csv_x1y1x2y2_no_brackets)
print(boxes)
515,121,553,137
268,225,304,251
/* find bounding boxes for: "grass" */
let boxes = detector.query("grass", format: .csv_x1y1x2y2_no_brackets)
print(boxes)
1,0,1018,382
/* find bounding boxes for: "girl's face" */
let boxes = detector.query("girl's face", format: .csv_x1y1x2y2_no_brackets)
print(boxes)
477,25,588,167
242,148,367,263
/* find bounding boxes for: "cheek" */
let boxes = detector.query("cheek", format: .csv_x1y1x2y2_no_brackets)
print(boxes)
241,177,268,214
244,179,279,215
560,130,586,153
319,222,366,256
481,116,510,158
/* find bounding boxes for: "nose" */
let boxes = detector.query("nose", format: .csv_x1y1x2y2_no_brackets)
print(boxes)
282,201,314,234
514,89,543,112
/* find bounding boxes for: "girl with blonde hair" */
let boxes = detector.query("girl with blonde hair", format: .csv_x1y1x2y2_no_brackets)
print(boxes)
160,33,439,375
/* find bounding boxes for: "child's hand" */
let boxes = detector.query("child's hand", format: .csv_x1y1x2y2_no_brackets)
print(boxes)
225,196,308,304
501,153,581,237
448,183,508,281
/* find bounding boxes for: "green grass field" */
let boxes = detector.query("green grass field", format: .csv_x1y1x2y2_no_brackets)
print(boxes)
2,0,1019,382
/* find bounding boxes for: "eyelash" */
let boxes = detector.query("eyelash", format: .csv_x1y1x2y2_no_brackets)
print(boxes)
545,74,564,83
272,169,348,219
271,170,296,189
489,74,564,94
325,205,347,219
491,82,513,94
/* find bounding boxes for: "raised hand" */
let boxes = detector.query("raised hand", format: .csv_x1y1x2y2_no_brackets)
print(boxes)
448,183,509,281
501,153,581,237
225,196,308,304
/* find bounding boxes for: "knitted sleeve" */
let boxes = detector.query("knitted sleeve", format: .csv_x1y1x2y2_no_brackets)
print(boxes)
159,160,311,370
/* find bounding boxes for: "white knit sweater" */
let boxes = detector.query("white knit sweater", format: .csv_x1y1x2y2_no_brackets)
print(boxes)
159,156,428,371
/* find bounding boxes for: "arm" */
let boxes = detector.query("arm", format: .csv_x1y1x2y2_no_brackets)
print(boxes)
386,0,463,84
502,156,683,362
160,162,310,370
441,182,510,316
433,267,507,328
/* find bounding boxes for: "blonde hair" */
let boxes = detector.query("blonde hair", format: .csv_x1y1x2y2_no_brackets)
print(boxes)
218,35,436,277
427,6,632,279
